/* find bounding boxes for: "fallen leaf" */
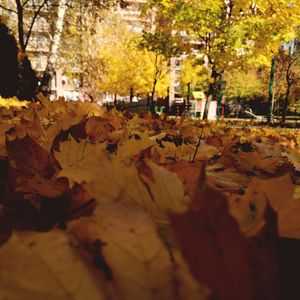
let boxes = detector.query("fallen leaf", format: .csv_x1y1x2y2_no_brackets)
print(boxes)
55,139,186,216
235,151,279,174
85,117,111,143
0,230,107,300
284,149,300,172
54,137,106,187
170,172,279,300
118,133,155,158
206,166,250,191
165,160,203,195
170,181,255,300
138,159,187,213
15,174,68,198
6,135,55,178
229,174,300,239
70,202,209,300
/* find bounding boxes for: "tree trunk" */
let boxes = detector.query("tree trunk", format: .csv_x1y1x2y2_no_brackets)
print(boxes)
203,67,218,120
165,86,170,114
114,93,117,106
130,87,133,103
147,93,150,110
267,57,276,123
281,101,287,123
150,79,157,114
15,0,25,51
39,0,67,96
282,85,291,123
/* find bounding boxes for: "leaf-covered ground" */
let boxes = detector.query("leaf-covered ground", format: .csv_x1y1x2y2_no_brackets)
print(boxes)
1,95,300,300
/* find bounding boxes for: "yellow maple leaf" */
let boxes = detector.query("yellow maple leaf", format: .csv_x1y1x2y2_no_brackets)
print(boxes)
54,137,152,209
79,102,105,117
55,137,187,216
54,137,106,187
0,97,29,109
118,133,155,158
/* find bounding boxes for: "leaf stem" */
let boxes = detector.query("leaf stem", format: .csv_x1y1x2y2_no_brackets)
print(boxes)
32,99,49,143
192,126,205,164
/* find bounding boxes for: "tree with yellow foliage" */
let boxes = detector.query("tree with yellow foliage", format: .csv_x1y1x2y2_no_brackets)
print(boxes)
224,69,263,100
180,56,209,97
144,0,300,119
62,13,170,105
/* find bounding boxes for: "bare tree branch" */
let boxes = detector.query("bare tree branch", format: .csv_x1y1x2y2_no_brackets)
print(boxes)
0,4,17,14
24,0,48,50
22,0,31,8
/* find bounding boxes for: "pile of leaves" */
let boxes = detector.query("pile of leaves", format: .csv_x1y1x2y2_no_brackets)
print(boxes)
1,95,300,299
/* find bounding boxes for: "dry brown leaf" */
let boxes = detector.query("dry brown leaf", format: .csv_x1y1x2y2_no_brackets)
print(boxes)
229,174,300,239
170,182,255,300
55,140,152,208
55,139,186,216
172,251,211,300
117,133,155,158
206,165,250,190
155,141,218,164
15,174,68,198
54,137,106,187
0,123,15,156
139,159,187,213
6,134,56,178
106,111,124,130
0,230,106,300
85,117,111,143
165,160,203,195
170,174,279,300
70,203,209,300
284,148,300,171
235,151,279,174
79,102,105,117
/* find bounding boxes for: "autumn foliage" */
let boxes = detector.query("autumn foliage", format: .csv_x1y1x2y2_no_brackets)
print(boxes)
1,96,300,299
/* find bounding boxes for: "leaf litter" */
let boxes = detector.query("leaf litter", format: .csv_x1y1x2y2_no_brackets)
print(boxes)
0,97,300,299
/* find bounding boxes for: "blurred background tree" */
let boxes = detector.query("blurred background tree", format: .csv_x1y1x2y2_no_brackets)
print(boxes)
0,20,37,100
61,12,170,105
179,56,209,97
143,0,300,118
274,48,300,122
0,21,19,98
0,0,117,97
